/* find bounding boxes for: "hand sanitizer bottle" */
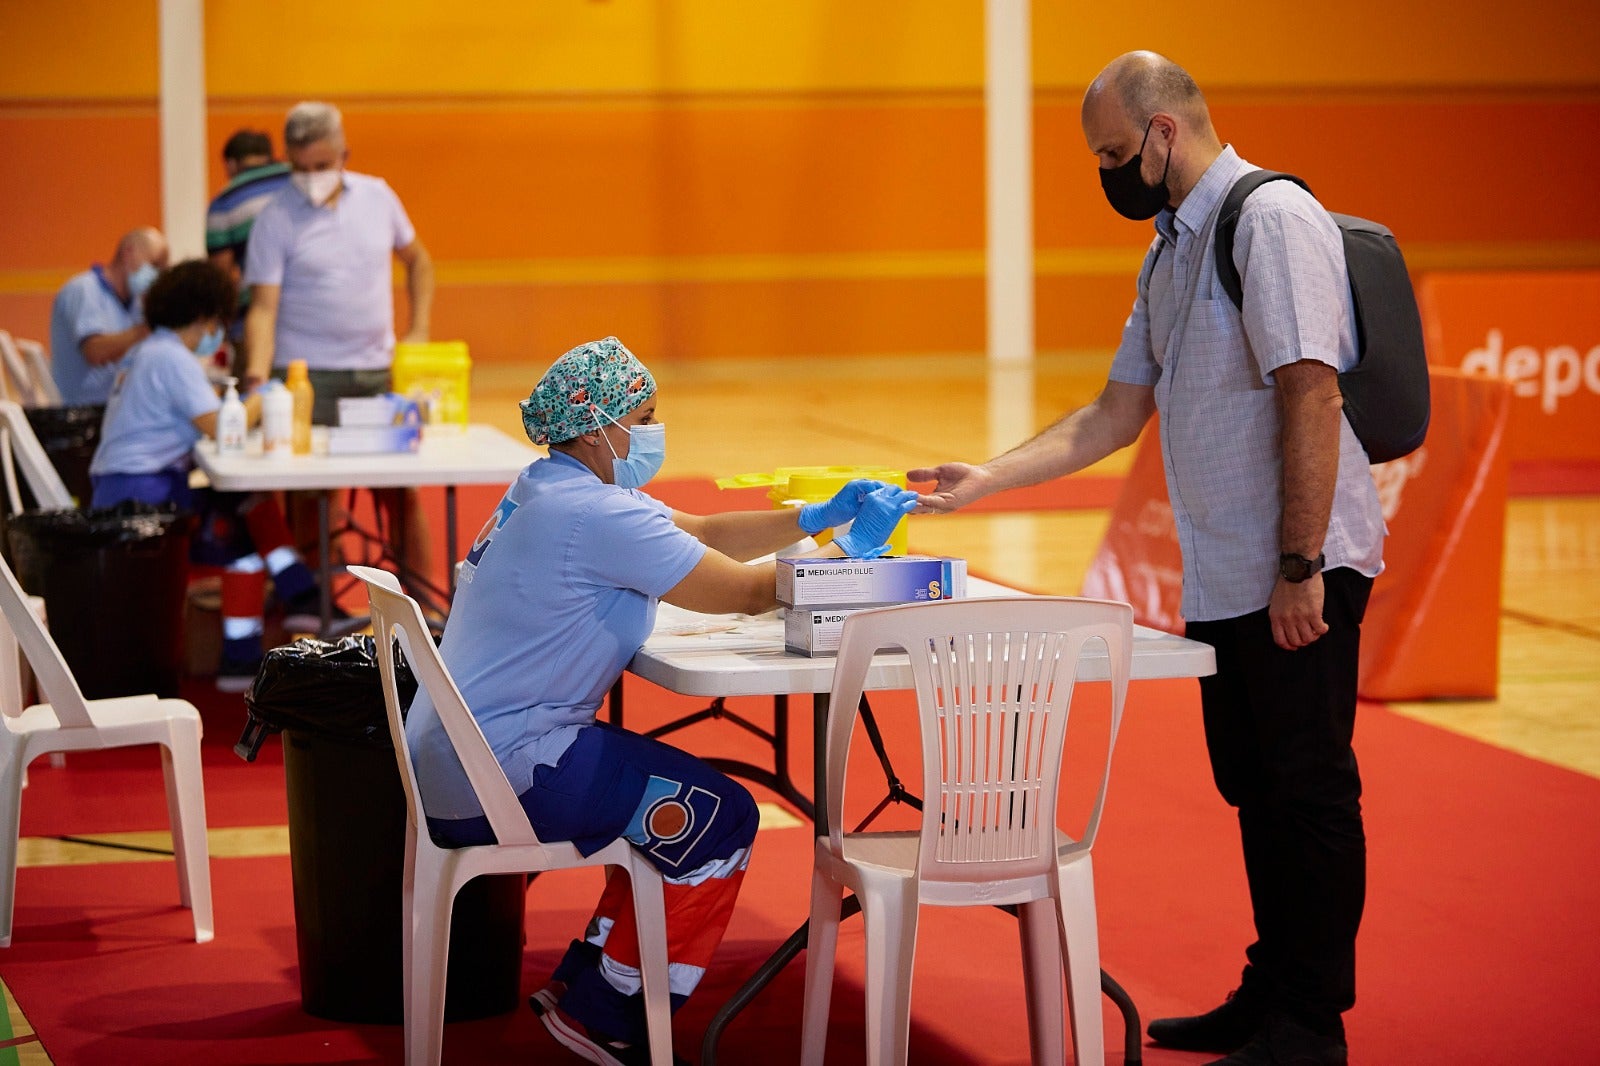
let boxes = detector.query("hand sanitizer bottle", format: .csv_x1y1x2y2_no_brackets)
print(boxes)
218,377,247,455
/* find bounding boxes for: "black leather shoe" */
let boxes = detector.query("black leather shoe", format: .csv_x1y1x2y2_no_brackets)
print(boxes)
1147,989,1267,1053
1204,1015,1348,1065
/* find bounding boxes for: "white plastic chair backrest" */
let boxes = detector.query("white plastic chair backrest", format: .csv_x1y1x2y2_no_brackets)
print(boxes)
0,554,93,726
826,597,1132,884
0,400,74,512
348,565,541,848
15,340,61,407
0,333,34,407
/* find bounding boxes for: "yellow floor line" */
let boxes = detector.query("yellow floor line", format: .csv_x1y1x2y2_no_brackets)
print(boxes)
0,981,51,1066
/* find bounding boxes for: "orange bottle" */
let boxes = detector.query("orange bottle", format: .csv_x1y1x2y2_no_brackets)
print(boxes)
285,359,315,455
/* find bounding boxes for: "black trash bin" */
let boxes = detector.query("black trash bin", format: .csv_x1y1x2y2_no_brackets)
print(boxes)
6,503,192,699
237,636,527,1025
22,404,104,509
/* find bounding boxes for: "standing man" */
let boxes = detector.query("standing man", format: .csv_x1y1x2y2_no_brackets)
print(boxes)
205,129,293,282
243,101,435,571
243,101,433,413
912,52,1383,1066
49,226,169,405
206,129,294,379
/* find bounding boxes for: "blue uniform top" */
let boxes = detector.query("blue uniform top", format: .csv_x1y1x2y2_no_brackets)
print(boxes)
49,266,141,405
406,450,707,821
89,328,220,477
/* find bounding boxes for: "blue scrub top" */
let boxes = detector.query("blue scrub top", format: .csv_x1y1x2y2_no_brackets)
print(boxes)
89,328,220,477
406,450,707,821
49,266,141,405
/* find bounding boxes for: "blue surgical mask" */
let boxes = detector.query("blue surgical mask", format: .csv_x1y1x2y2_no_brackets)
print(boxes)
194,326,225,358
128,262,159,299
593,406,666,489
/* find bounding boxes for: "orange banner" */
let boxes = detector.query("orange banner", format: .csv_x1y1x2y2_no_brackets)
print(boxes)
1082,369,1512,699
1418,270,1600,464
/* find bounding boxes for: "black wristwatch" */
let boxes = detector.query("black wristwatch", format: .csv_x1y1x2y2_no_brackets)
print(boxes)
1278,552,1325,583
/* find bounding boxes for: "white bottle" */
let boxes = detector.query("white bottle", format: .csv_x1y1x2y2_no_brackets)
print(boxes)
261,380,294,459
217,377,247,455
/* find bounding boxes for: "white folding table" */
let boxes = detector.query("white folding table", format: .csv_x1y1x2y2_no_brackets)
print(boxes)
616,578,1216,1064
193,424,537,631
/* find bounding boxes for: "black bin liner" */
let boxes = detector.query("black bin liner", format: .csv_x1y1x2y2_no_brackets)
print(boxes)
239,636,526,1025
6,503,192,699
22,404,103,509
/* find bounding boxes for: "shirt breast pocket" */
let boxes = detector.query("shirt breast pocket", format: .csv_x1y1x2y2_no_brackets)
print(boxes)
1174,298,1255,391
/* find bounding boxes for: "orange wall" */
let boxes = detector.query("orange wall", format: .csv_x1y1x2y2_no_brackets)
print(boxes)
3,1,1598,365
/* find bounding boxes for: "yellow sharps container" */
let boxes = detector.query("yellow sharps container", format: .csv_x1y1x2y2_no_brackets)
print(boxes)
717,465,910,555
393,341,471,429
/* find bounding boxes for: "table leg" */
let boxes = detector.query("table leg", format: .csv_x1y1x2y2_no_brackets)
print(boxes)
318,493,332,635
446,485,459,598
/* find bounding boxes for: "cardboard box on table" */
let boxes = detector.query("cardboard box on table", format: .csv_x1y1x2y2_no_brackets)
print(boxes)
1081,369,1512,699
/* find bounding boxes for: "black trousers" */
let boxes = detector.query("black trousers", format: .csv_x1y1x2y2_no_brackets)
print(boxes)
1185,567,1373,1036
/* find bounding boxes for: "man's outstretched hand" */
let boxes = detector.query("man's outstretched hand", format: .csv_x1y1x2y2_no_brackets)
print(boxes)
908,462,993,514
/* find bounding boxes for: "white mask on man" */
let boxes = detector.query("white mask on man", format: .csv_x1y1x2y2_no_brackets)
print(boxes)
292,169,342,205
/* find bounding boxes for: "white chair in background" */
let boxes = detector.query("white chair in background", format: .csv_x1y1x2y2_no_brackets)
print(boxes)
14,339,61,407
800,597,1133,1066
0,333,47,410
0,553,213,947
0,399,74,514
348,565,674,1066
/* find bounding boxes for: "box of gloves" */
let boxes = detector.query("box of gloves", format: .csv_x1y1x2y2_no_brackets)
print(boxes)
327,393,423,455
776,556,966,608
777,556,967,655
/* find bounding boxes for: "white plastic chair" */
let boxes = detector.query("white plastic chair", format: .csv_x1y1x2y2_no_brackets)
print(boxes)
800,597,1133,1066
0,553,213,947
0,333,44,409
0,399,74,514
14,339,61,407
348,565,674,1066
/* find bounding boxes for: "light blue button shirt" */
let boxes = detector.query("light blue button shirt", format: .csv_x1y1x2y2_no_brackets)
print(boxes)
405,451,708,821
90,328,221,477
243,170,417,372
49,267,140,405
1108,147,1384,622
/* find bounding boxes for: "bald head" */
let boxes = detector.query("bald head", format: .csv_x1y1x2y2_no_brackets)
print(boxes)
1081,52,1223,212
116,227,168,266
1087,51,1211,132
105,226,168,298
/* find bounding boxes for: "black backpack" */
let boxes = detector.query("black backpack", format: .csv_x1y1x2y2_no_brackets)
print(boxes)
1214,170,1431,463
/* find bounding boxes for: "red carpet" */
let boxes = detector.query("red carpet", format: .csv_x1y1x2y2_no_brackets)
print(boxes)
4,673,1600,1064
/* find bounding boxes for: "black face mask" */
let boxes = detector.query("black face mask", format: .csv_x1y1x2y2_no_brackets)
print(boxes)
1098,118,1172,221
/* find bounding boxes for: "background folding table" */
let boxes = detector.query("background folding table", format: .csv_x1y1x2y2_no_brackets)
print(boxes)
193,424,538,632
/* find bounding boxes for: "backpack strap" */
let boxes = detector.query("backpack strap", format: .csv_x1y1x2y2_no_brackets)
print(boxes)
1213,170,1313,310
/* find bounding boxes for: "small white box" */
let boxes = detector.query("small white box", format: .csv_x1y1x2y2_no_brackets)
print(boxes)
776,556,966,608
784,606,876,656
326,423,422,455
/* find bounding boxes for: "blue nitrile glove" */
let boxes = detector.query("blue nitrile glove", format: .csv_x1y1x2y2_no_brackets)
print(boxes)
797,478,886,535
832,485,919,559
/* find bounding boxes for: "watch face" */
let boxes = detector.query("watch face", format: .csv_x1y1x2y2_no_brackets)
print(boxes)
1280,553,1323,583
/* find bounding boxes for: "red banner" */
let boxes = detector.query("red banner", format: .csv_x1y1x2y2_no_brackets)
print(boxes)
1418,270,1600,463
1083,369,1512,699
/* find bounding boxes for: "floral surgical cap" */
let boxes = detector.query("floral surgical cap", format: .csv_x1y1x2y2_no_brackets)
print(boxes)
519,336,655,446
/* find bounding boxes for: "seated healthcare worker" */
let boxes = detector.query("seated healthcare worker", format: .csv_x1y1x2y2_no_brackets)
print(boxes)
88,259,329,691
407,336,917,1066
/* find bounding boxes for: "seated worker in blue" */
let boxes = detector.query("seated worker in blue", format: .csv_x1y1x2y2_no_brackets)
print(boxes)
408,336,917,1066
88,260,328,690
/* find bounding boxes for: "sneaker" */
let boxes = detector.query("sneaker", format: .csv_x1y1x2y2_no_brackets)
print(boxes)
529,986,685,1066
1148,988,1268,1053
280,588,350,634
215,656,261,694
1203,1015,1348,1066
